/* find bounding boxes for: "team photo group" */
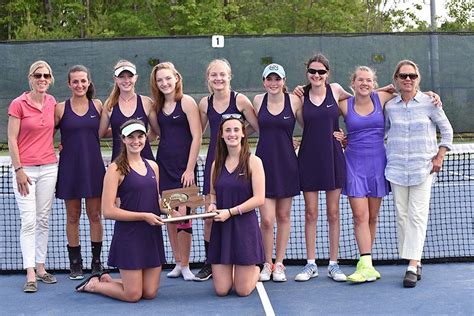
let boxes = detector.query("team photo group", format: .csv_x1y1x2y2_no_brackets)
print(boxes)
7,53,453,301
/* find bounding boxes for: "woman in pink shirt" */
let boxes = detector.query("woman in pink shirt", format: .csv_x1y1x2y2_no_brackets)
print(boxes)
7,60,58,293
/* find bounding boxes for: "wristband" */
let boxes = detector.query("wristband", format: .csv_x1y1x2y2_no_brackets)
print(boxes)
227,209,232,217
237,206,242,216
14,166,23,173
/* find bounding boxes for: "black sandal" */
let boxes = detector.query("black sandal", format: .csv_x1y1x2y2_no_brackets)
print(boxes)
75,274,99,292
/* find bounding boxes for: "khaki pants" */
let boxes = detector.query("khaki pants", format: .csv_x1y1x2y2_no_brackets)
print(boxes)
390,174,434,261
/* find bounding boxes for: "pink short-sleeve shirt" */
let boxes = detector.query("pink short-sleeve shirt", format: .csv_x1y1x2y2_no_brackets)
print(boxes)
8,92,57,166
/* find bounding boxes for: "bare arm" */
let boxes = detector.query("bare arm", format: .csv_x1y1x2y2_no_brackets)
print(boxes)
198,96,209,132
8,116,32,196
181,95,202,187
236,93,259,134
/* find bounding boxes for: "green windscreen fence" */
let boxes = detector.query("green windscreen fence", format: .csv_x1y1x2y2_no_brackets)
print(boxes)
1,32,473,142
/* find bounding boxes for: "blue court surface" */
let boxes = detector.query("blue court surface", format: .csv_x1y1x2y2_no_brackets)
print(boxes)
1,263,473,315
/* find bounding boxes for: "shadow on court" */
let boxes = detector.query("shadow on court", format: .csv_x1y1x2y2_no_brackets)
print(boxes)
1,263,473,315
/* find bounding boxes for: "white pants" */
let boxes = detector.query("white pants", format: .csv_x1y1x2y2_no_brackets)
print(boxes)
390,174,434,261
12,163,58,269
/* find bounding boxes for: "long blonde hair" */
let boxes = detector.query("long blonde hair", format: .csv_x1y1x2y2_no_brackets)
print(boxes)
149,62,183,112
104,59,137,111
206,59,232,94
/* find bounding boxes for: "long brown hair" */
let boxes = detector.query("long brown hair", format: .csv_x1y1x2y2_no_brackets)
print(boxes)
212,118,251,187
104,59,136,111
149,62,183,112
114,119,146,176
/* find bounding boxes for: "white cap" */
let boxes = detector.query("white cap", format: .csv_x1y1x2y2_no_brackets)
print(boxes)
121,123,146,137
262,63,285,79
114,65,137,77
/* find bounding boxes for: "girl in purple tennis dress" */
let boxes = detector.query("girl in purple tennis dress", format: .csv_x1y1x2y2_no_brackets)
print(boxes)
207,116,265,297
339,66,399,283
75,119,165,303
196,59,259,280
254,64,301,283
99,60,159,161
295,53,352,283
150,62,202,281
55,65,105,280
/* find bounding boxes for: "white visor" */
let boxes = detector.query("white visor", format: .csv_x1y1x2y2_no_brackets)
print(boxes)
121,123,146,137
114,65,137,77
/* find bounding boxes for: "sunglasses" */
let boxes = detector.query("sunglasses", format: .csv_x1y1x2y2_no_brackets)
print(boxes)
397,73,418,80
221,113,243,122
32,73,52,79
307,68,328,75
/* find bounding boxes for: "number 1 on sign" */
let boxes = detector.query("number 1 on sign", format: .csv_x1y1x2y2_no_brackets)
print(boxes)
212,35,224,48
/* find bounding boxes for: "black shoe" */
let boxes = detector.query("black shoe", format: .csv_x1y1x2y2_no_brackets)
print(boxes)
193,264,212,281
403,270,417,288
91,261,104,276
417,265,422,281
69,261,84,280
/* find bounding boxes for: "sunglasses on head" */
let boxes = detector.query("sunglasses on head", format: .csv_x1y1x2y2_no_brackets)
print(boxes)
32,73,52,79
307,68,328,75
397,73,418,80
221,113,243,122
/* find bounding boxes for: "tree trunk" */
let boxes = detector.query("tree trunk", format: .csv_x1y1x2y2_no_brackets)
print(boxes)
43,0,53,31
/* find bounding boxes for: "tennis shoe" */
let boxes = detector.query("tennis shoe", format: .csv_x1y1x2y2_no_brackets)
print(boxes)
69,262,84,280
272,263,287,282
259,262,273,282
328,263,347,282
295,263,318,281
347,266,378,283
194,264,212,281
417,265,422,280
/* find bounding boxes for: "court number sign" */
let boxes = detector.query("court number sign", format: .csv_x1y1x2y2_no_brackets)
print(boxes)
212,35,224,48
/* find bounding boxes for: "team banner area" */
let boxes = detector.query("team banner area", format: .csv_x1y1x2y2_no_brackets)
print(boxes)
1,148,472,271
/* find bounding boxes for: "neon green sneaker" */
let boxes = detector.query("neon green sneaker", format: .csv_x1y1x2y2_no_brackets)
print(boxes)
347,257,378,283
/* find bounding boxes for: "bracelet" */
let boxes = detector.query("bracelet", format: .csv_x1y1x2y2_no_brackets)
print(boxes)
237,206,242,216
227,208,232,217
14,166,23,173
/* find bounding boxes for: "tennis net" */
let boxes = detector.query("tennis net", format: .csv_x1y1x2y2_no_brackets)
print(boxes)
1,147,473,272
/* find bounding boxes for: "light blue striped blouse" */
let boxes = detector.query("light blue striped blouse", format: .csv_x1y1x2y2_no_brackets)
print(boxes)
384,91,453,186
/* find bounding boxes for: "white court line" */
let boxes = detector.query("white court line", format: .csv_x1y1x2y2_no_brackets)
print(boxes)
256,282,275,316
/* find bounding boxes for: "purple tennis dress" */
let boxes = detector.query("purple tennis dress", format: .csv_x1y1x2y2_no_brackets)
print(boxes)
207,166,264,265
107,159,166,269
110,95,154,161
343,92,389,197
156,100,192,192
255,93,299,198
203,91,241,195
56,99,105,199
298,84,346,191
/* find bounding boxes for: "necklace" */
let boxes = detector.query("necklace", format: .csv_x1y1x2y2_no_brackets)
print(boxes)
120,93,136,103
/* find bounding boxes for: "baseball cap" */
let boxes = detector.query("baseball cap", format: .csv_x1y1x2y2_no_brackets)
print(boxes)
262,63,285,79
114,65,137,77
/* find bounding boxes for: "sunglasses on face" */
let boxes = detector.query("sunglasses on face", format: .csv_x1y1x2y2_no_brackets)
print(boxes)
397,73,418,80
32,73,52,79
221,113,243,122
307,68,328,75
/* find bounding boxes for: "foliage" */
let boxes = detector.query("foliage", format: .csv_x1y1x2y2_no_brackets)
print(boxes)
0,0,471,41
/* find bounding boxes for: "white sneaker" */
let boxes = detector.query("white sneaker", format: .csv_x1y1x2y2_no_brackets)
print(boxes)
167,264,182,278
295,263,318,282
328,263,347,282
259,263,273,282
272,263,287,282
181,266,195,281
